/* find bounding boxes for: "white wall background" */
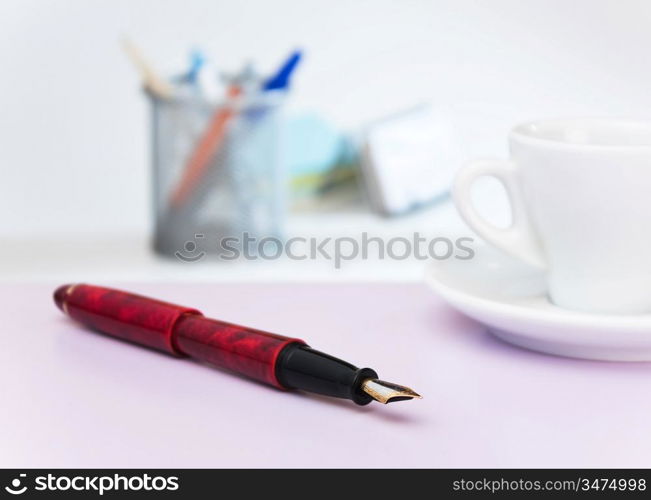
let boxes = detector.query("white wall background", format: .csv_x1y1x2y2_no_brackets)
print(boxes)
2,0,651,237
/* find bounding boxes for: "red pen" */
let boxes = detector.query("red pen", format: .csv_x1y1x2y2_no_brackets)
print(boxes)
54,284,421,405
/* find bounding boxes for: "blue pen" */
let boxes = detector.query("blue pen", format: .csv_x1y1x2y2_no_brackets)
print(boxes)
261,50,302,92
185,49,205,84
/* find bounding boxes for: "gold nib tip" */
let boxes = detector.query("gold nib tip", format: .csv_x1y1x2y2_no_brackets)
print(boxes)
361,379,422,404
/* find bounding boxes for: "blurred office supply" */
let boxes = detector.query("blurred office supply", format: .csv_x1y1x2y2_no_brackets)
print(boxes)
360,105,462,216
122,38,174,100
182,49,206,85
286,113,359,201
261,50,302,92
151,90,286,257
144,49,299,257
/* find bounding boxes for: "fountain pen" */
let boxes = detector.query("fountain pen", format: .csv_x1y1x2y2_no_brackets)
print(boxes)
53,284,421,405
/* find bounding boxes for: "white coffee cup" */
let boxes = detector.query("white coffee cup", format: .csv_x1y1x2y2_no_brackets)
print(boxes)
453,118,651,314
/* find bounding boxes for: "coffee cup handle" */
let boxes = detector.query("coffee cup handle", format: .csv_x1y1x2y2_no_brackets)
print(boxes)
452,159,547,268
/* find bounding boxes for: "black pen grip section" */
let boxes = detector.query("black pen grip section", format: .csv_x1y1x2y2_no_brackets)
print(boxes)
276,344,378,405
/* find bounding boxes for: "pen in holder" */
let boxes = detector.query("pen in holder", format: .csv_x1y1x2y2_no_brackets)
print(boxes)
150,90,287,258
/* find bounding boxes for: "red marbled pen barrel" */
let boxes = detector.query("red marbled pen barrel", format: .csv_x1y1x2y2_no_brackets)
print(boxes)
54,284,421,405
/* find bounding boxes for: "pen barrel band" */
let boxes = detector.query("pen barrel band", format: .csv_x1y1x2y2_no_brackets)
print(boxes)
59,284,201,355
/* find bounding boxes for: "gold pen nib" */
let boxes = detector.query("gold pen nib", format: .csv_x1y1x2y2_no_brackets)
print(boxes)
361,379,422,404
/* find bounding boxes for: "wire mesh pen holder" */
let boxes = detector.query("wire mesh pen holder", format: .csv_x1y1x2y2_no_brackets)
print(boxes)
150,92,287,260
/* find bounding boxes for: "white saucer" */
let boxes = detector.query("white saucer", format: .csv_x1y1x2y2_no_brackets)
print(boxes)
425,245,651,361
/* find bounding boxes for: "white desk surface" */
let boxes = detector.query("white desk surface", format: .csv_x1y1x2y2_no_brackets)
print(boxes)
0,191,508,284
